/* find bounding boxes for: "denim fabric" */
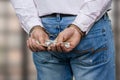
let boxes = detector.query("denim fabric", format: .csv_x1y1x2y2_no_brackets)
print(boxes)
33,14,116,80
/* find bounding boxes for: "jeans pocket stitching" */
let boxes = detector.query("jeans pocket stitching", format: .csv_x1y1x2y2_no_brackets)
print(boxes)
71,46,108,66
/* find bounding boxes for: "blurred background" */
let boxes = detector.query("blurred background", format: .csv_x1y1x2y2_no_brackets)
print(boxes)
0,0,120,80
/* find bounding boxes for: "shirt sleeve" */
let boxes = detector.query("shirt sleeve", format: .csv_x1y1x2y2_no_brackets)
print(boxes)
72,0,112,34
10,0,44,34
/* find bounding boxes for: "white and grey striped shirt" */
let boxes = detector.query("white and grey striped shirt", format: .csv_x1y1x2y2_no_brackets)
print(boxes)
10,0,112,34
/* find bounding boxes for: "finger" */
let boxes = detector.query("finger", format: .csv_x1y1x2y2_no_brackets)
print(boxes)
51,44,57,52
28,38,36,52
56,34,64,43
47,46,51,51
36,42,46,51
37,37,46,51
61,43,68,52
30,38,38,52
27,39,33,51
56,43,63,52
38,45,47,51
31,39,40,52
55,34,64,52
37,44,46,51
61,43,73,53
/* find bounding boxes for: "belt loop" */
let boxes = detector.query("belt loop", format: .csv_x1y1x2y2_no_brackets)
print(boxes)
103,13,108,20
56,13,61,22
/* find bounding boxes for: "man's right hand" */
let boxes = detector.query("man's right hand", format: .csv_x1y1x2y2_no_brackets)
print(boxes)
27,26,49,52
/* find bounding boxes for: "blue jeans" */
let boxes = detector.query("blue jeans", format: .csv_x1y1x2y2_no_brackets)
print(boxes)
33,14,116,80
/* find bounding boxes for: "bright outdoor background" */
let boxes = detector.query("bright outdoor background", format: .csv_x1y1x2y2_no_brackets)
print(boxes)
0,0,120,80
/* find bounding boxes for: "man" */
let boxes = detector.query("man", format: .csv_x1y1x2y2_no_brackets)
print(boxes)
10,0,115,80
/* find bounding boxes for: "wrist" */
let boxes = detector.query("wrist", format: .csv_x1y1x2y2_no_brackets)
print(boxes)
29,25,46,37
68,24,85,37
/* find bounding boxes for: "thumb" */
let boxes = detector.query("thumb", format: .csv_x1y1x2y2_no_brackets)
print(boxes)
55,35,63,43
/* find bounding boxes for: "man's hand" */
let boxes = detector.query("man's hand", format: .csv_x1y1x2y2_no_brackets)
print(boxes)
27,26,49,52
48,24,84,53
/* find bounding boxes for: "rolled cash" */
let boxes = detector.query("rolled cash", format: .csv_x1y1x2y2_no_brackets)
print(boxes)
36,40,70,48
45,40,70,48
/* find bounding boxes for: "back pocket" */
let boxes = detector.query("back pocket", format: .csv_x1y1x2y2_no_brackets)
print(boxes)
71,44,109,67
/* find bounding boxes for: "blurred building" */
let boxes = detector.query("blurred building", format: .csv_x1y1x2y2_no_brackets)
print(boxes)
0,0,120,80
0,0,36,80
